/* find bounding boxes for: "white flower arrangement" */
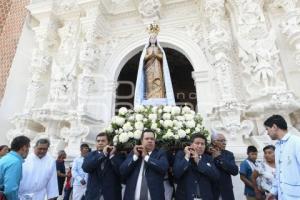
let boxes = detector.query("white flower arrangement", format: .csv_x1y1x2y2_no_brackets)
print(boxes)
105,105,209,150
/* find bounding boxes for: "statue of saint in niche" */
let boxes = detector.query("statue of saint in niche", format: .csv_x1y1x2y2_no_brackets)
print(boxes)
134,23,175,106
144,35,166,99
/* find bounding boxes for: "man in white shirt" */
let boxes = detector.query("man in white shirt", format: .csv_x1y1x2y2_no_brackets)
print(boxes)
18,138,59,200
72,143,89,200
265,115,300,200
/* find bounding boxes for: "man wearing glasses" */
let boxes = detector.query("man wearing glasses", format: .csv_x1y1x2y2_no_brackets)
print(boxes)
210,133,239,200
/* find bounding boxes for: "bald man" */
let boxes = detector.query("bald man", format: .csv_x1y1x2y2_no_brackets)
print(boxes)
211,133,239,200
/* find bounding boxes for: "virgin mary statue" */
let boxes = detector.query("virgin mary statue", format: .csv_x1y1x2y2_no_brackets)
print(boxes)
134,23,175,106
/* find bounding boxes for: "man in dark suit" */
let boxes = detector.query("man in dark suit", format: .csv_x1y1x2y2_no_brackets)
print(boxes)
173,133,219,200
82,132,124,200
120,129,169,200
210,133,239,200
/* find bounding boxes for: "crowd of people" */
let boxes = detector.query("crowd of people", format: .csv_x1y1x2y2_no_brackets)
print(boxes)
0,114,299,200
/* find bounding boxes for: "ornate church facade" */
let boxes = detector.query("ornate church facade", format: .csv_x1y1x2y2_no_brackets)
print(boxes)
1,0,300,162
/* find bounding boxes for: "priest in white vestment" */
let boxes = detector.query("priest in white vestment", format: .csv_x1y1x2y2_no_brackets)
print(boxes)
18,138,59,200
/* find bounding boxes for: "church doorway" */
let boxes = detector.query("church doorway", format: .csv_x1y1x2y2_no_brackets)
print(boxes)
115,48,196,112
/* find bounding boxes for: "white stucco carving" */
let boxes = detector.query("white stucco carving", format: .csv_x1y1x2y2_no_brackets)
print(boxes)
2,0,299,162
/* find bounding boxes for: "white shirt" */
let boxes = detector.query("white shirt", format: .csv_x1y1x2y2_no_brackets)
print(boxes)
271,133,300,199
72,156,88,186
134,153,151,200
18,153,58,200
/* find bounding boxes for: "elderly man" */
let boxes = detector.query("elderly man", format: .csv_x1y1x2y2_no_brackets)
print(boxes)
211,133,239,200
173,133,219,200
18,138,58,200
120,129,169,200
0,136,30,200
264,115,300,200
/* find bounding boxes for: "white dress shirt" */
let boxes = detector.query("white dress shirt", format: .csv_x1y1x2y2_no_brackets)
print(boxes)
134,152,152,200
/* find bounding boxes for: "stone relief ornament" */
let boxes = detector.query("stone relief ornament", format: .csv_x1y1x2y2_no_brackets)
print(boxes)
138,0,161,21
237,0,265,24
238,31,284,93
268,0,297,11
210,101,254,139
79,41,100,74
203,0,225,21
280,10,300,65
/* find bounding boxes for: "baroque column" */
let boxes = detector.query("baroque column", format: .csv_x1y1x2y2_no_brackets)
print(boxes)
200,0,253,145
24,15,59,112
7,2,60,143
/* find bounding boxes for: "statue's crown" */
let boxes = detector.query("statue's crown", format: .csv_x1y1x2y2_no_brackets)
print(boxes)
147,23,160,35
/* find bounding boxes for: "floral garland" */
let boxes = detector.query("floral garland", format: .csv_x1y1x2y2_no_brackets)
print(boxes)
104,105,209,150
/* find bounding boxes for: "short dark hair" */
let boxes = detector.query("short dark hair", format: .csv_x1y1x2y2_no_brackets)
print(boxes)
0,145,8,151
140,129,156,141
247,145,258,154
35,138,50,147
263,145,275,152
10,136,30,151
264,115,287,130
190,133,207,145
80,143,89,149
96,132,110,142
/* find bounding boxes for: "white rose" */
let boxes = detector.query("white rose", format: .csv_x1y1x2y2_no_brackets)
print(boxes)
105,125,113,133
123,122,133,132
128,115,135,121
184,114,194,121
118,128,124,133
163,106,172,113
163,120,173,128
171,106,181,115
151,106,158,113
162,113,171,120
119,132,129,143
143,118,147,122
176,116,185,121
159,120,164,124
135,114,143,121
176,121,183,129
134,105,145,112
133,130,142,139
118,107,128,115
195,127,200,132
156,128,161,133
151,123,158,130
113,135,119,145
158,109,163,113
182,106,191,113
186,120,196,128
128,131,134,138
115,116,125,126
186,129,191,133
163,130,174,139
178,129,186,138
149,114,158,121
135,121,144,131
